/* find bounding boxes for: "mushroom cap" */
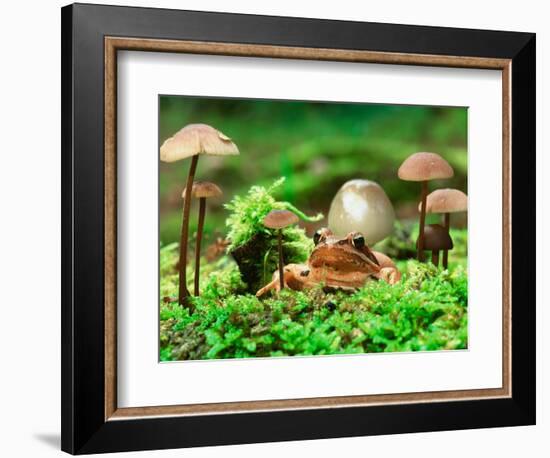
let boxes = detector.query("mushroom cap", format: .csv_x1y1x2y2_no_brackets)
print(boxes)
416,224,453,251
421,188,468,214
160,123,239,163
263,210,299,229
182,181,223,199
398,152,454,182
328,179,395,245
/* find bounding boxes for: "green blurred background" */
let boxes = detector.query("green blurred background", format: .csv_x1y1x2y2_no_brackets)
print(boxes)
159,96,467,247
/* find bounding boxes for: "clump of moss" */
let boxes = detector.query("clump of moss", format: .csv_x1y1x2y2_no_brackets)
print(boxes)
160,252,247,360
375,220,418,259
225,177,322,292
160,252,468,361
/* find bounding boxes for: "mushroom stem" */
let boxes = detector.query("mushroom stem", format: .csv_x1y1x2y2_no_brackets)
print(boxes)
432,250,440,266
417,180,428,262
194,197,206,296
178,154,199,306
278,229,284,291
442,212,450,269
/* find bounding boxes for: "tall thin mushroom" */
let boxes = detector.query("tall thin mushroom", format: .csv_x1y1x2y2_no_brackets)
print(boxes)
263,210,299,291
421,188,467,269
160,124,238,306
417,224,453,267
398,152,454,262
182,182,223,296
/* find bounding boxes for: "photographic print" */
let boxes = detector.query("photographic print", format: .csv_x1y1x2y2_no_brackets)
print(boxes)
159,96,468,361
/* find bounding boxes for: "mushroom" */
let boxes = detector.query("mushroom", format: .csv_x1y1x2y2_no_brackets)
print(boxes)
182,182,223,296
421,188,467,269
263,210,299,291
398,152,454,261
416,224,453,266
160,123,238,306
328,179,395,245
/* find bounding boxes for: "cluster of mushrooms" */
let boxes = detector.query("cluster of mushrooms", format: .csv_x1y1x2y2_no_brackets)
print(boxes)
160,123,239,306
161,122,467,304
398,152,467,268
159,122,309,301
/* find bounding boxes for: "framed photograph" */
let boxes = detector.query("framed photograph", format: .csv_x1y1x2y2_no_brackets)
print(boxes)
61,3,536,454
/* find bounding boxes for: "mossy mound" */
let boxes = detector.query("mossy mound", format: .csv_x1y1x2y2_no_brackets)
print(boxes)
225,177,322,292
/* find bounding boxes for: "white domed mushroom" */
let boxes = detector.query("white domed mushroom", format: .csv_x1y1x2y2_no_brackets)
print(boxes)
328,179,395,245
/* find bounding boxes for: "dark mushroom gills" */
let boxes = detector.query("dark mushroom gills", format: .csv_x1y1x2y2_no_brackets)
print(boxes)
417,224,454,267
422,188,467,269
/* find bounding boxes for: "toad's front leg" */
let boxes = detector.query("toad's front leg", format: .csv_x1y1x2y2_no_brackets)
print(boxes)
372,251,401,285
256,264,310,297
374,267,401,285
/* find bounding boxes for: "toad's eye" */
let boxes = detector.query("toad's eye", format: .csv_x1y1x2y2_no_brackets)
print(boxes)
313,230,323,245
352,235,365,249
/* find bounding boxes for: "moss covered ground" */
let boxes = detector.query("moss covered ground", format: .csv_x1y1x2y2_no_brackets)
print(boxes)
159,179,468,361
160,245,468,361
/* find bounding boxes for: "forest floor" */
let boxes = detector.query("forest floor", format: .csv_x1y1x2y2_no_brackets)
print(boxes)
159,237,468,361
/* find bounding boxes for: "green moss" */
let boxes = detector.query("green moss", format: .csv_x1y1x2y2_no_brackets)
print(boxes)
375,220,418,259
160,249,468,360
225,177,322,250
225,178,322,291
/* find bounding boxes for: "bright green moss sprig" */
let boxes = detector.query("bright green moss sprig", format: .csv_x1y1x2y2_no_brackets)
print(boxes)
225,177,322,251
224,177,323,291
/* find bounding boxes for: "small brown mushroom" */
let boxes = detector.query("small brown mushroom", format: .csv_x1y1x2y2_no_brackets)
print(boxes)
421,188,467,269
161,123,238,306
416,224,453,267
182,182,223,296
398,152,454,262
263,210,300,291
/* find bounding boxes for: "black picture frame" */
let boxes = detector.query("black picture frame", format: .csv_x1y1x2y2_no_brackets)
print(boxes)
61,3,535,454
